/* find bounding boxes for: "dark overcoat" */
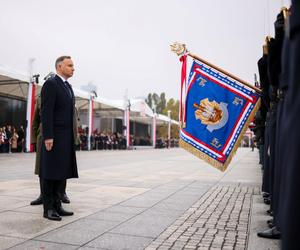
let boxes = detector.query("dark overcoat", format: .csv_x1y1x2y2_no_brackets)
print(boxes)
281,2,300,249
40,75,78,180
273,38,290,230
257,55,269,192
267,20,284,224
32,95,80,176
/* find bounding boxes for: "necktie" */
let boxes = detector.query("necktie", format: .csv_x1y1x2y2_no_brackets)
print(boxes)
64,81,73,98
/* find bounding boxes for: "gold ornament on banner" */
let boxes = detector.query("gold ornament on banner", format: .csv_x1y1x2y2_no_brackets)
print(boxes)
170,42,187,56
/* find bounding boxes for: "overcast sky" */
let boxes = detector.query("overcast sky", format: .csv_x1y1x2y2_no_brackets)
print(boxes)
0,0,290,100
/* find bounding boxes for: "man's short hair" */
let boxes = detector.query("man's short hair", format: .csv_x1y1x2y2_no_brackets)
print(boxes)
55,56,71,69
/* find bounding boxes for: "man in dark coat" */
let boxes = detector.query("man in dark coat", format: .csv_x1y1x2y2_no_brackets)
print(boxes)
5,125,12,153
40,56,78,221
30,75,80,206
30,93,78,206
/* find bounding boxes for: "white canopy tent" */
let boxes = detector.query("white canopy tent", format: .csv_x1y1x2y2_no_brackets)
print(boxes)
0,68,179,151
0,65,30,100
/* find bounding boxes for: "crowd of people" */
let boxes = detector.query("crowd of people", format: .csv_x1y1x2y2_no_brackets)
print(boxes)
0,124,177,153
77,129,127,150
252,4,300,249
0,125,25,153
77,128,179,150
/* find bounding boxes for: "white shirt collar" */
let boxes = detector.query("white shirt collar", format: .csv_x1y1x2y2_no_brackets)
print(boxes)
56,74,68,82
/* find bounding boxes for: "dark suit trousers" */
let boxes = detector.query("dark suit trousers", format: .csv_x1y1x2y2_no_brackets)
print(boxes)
61,179,67,194
42,179,64,212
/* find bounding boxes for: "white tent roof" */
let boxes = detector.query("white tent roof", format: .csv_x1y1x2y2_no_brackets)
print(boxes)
0,69,179,125
0,65,30,100
97,98,179,125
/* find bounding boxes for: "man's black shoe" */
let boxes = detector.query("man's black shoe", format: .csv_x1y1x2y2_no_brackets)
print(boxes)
56,207,74,216
30,195,43,206
257,226,281,239
61,193,70,204
43,209,62,221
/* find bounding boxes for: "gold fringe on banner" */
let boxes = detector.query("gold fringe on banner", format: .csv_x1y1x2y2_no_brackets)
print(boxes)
179,98,261,172
179,140,226,171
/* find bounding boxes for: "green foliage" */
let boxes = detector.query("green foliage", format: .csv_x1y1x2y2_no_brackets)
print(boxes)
146,93,152,109
162,98,179,120
145,92,166,113
157,93,166,114
145,92,179,139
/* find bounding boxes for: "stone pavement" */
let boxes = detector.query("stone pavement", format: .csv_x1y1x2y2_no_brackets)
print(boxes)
0,148,280,250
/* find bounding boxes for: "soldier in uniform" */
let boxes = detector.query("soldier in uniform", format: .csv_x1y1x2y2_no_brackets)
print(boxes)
267,10,285,234
30,95,44,205
280,2,300,249
257,39,270,195
257,9,285,239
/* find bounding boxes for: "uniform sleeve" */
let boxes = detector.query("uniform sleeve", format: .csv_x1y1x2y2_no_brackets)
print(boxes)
41,80,56,140
73,107,80,145
268,39,280,87
31,97,41,143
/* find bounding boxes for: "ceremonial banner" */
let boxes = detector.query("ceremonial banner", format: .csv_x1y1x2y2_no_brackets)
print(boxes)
178,54,260,172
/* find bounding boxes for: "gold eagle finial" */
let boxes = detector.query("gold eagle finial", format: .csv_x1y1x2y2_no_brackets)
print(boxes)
170,42,187,56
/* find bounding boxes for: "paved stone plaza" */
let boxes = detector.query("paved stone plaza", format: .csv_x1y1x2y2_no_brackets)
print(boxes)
0,148,280,250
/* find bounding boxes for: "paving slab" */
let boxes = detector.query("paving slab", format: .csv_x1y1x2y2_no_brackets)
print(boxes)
86,233,153,250
102,205,146,215
36,218,119,245
8,240,78,250
0,236,27,250
142,204,185,218
147,208,185,220
0,211,68,238
110,213,176,238
86,211,136,222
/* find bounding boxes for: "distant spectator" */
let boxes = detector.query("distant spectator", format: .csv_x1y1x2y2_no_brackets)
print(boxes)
0,128,5,153
79,131,88,150
17,125,25,152
5,125,12,153
11,128,19,153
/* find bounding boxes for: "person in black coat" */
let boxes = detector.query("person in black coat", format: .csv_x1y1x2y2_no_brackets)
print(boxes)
17,125,25,152
40,56,78,221
280,3,300,249
257,9,285,240
257,43,270,189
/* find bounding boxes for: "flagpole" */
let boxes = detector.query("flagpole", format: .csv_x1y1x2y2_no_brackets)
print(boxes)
170,42,262,94
187,52,262,93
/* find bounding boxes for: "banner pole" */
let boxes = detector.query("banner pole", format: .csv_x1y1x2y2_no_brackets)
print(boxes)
170,42,262,94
